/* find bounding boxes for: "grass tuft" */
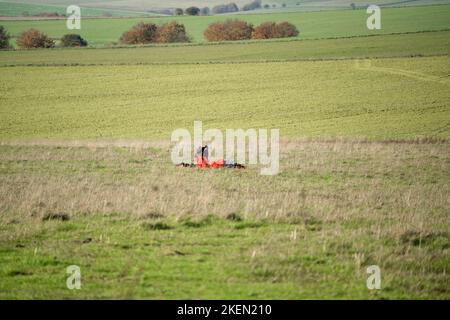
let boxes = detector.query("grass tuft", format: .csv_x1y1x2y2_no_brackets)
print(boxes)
42,212,70,222
142,222,173,230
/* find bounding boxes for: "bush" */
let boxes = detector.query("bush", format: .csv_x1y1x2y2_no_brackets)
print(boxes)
174,8,183,15
156,21,190,43
204,19,253,42
120,22,158,44
60,34,88,47
242,0,261,11
0,25,11,49
274,21,299,38
211,3,239,14
251,21,277,39
252,21,298,39
16,29,55,49
185,6,200,15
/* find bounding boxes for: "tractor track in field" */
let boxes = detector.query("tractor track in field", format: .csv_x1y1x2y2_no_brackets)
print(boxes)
354,59,450,85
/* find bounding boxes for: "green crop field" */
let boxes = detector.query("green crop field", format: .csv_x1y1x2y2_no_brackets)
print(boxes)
0,1,151,18
0,0,253,13
1,5,450,45
0,56,449,140
2,0,450,13
0,4,449,300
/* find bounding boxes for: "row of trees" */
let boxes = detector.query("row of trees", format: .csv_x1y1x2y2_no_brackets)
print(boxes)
204,20,298,42
0,26,88,49
242,0,262,11
182,7,211,16
211,3,240,14
120,20,298,44
0,19,299,49
0,22,187,49
178,1,262,16
178,1,294,15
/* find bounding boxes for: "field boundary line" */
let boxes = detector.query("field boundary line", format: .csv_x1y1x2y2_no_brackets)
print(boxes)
1,54,448,68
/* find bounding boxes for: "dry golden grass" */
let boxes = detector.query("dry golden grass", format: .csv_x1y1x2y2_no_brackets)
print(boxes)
0,139,448,237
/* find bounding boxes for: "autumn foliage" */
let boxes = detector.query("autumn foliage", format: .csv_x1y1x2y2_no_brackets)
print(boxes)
251,22,277,39
252,21,299,39
120,22,158,44
273,21,299,38
204,19,254,42
204,20,298,42
16,29,55,49
120,21,190,44
156,21,190,43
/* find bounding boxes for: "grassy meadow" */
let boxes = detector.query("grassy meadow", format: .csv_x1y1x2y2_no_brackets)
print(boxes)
2,0,449,11
0,4,449,299
0,140,449,299
1,5,450,45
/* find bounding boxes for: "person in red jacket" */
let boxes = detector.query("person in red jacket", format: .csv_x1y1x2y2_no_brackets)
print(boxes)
195,145,209,168
195,145,231,169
